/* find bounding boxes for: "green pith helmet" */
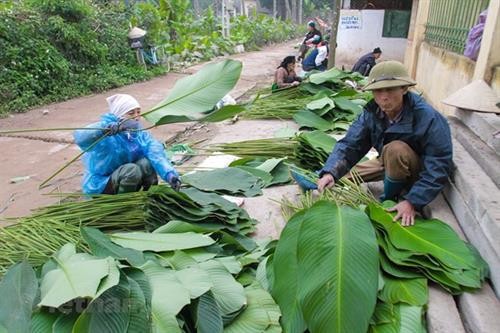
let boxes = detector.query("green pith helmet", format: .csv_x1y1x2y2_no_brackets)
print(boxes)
362,61,417,91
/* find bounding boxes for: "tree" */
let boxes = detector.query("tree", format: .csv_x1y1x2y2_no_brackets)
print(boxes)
327,0,341,68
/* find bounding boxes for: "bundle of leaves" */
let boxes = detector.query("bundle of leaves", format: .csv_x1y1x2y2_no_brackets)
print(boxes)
0,225,280,333
274,186,488,332
0,186,257,274
207,130,336,172
240,68,372,132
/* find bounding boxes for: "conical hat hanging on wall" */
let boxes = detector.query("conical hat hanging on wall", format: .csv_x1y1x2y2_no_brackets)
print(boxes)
442,80,500,114
128,27,147,39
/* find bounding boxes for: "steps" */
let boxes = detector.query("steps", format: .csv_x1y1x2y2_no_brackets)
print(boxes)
444,114,500,298
453,109,500,155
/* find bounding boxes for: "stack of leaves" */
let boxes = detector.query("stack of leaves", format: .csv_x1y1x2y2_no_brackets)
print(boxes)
239,68,371,131
0,226,280,333
276,185,488,332
293,130,336,170
270,201,379,333
240,86,315,120
145,187,257,236
207,130,335,172
369,202,489,295
0,186,257,274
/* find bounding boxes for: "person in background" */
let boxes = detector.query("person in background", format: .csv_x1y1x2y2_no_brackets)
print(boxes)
273,55,302,90
298,21,322,60
317,61,453,227
302,40,329,72
74,94,181,195
352,47,382,76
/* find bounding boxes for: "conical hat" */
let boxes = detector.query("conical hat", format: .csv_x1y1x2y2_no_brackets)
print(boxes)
442,80,500,114
128,27,147,39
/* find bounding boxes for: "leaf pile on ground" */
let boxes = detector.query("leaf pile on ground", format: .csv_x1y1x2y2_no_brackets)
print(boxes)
0,224,279,332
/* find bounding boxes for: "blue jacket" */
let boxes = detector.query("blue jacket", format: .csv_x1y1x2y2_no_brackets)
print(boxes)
352,52,376,76
320,92,453,209
74,113,178,194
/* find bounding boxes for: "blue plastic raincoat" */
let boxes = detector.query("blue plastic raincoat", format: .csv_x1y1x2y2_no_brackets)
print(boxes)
320,92,453,209
74,113,178,194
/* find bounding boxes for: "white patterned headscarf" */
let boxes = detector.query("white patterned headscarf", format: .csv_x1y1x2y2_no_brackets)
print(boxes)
106,94,140,119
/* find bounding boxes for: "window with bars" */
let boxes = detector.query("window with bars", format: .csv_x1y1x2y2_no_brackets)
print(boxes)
424,0,489,54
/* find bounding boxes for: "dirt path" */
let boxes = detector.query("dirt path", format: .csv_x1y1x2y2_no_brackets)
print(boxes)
0,40,299,220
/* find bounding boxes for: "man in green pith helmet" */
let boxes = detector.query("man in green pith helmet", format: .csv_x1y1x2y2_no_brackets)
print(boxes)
317,61,453,226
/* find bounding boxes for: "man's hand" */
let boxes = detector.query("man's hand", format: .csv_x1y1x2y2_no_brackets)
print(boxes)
292,81,300,86
317,173,335,192
387,200,416,227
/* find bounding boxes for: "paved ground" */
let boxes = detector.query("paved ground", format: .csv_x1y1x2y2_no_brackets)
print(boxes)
0,40,299,220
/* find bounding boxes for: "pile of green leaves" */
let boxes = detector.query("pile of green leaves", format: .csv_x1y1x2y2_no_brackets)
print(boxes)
274,189,488,332
240,68,372,132
207,130,335,172
0,225,279,333
0,186,257,274
182,158,292,197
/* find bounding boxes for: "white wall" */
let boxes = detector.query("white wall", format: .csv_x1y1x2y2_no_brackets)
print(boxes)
335,10,407,68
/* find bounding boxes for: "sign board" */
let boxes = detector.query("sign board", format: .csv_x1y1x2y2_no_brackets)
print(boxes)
340,10,362,30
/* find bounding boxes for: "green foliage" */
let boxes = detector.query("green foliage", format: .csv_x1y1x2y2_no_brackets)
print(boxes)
0,1,299,116
0,1,164,116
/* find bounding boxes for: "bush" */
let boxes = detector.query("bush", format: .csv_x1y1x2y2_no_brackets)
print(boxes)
0,0,301,116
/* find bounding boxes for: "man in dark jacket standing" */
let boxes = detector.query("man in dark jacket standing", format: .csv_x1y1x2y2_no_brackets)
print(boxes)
352,47,382,76
317,61,453,227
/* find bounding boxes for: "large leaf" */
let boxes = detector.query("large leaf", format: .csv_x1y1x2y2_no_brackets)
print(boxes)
198,260,246,317
224,283,282,333
306,96,335,111
293,110,334,131
141,261,190,333
144,60,242,125
81,227,146,267
271,210,308,333
379,276,428,306
110,231,215,252
0,261,38,333
72,275,132,333
196,291,223,333
202,105,247,122
182,167,263,197
369,204,478,270
333,97,363,113
297,202,379,333
308,68,346,84
31,310,59,333
38,244,117,308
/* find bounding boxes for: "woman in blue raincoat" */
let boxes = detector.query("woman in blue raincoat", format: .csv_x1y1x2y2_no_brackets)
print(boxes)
74,94,180,194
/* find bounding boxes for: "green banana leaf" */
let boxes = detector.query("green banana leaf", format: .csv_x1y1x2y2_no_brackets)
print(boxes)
224,283,282,333
308,68,347,85
141,261,190,333
271,210,307,333
38,244,118,308
182,167,263,197
379,275,428,306
272,202,379,333
333,97,363,113
0,261,38,333
296,201,379,333
31,310,59,333
81,227,146,267
293,110,334,131
306,96,335,111
144,60,242,125
196,291,223,333
110,231,215,252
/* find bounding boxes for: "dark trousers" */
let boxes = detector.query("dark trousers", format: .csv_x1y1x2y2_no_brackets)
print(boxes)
103,158,158,194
